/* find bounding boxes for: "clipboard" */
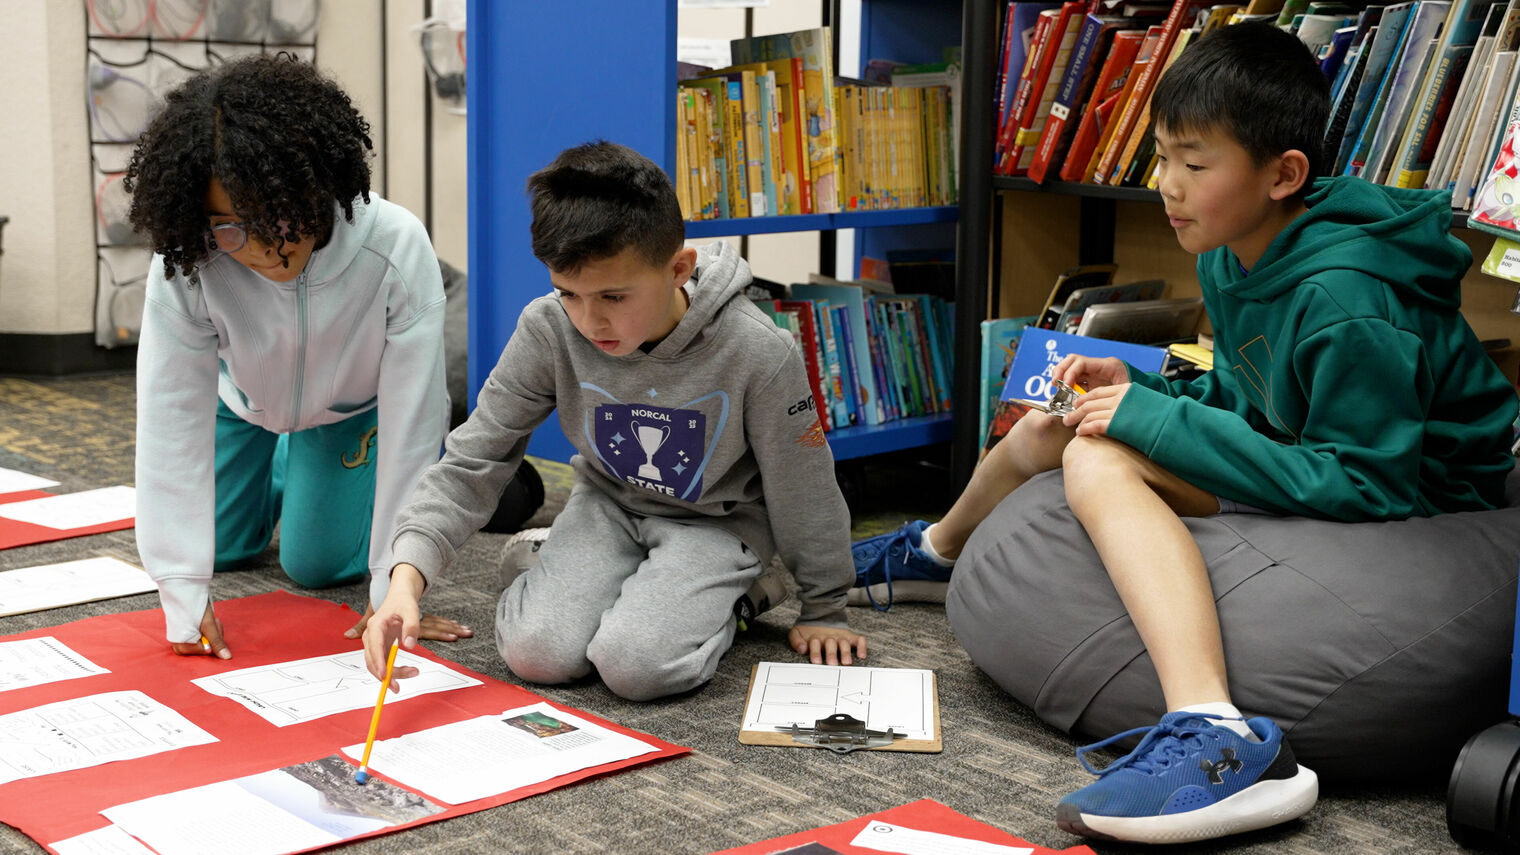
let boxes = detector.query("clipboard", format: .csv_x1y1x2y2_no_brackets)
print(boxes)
737,662,942,753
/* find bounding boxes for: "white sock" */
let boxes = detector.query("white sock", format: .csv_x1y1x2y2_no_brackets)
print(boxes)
917,524,955,567
1176,701,1257,740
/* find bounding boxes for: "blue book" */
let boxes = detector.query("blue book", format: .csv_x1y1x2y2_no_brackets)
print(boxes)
832,304,862,425
790,283,882,425
1001,328,1167,404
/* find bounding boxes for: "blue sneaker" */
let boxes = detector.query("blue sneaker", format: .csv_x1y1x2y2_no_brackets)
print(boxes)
1056,712,1318,844
848,520,952,611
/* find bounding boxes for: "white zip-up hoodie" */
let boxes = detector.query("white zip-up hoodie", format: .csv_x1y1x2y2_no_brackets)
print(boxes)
135,194,449,643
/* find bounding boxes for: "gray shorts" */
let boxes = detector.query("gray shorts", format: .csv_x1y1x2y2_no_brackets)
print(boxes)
1215,495,1272,515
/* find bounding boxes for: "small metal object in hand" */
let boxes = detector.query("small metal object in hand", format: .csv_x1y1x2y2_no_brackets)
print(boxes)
777,713,904,754
1013,378,1084,417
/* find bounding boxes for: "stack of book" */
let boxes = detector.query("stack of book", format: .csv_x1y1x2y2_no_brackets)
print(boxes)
993,0,1520,211
675,27,959,221
753,277,955,434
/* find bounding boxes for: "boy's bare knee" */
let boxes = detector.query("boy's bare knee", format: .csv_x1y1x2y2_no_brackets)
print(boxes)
1063,436,1136,506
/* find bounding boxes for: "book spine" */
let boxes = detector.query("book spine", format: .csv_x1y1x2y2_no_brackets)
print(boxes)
1029,14,1106,183
832,305,863,426
997,11,1056,167
864,302,896,422
1060,30,1143,182
1008,1,1085,175
1094,0,1200,184
814,302,849,428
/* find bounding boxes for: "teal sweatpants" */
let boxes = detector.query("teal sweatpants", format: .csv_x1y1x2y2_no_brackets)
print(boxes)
213,399,377,588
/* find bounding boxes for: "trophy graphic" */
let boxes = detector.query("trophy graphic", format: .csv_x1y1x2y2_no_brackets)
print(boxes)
631,421,671,481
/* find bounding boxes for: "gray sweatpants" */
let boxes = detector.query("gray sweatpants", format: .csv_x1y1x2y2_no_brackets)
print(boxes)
495,483,763,701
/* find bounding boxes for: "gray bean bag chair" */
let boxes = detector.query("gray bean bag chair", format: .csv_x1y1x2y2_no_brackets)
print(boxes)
946,469,1520,781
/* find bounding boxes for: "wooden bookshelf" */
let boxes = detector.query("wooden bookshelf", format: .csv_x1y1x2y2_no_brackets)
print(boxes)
466,0,991,485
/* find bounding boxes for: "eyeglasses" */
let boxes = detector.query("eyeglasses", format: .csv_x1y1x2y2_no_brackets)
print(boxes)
206,222,248,254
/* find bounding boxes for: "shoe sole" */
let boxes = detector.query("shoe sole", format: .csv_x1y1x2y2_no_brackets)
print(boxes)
846,580,948,607
1056,765,1319,844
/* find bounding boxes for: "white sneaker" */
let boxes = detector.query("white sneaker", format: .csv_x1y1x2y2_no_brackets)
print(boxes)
498,527,550,590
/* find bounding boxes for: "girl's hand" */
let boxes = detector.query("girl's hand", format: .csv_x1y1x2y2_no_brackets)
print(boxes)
1053,354,1129,391
1062,382,1131,437
170,602,231,659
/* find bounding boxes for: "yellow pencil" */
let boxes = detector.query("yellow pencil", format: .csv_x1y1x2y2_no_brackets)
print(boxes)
354,639,400,785
200,635,211,653
1072,383,1088,395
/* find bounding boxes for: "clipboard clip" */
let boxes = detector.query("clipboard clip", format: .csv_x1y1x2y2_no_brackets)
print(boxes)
1014,378,1082,417
777,713,904,754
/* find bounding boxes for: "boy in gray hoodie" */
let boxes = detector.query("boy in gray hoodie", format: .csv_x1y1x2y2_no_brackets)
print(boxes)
364,142,867,700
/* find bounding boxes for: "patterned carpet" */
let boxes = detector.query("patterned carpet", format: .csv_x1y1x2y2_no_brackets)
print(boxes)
0,373,1470,854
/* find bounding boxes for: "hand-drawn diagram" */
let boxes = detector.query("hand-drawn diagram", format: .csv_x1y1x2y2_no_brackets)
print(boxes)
192,650,480,727
0,690,217,784
741,663,934,741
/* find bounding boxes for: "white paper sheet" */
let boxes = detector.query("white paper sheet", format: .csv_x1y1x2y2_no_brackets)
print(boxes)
0,690,217,784
102,755,443,855
340,701,659,805
0,556,155,617
0,636,109,692
49,825,159,855
0,466,59,494
191,649,481,726
850,822,1033,855
0,486,135,530
741,662,937,741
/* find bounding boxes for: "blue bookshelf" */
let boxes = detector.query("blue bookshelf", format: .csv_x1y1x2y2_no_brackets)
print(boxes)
466,0,986,470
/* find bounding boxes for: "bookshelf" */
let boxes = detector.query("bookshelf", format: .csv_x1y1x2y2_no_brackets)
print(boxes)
466,0,998,487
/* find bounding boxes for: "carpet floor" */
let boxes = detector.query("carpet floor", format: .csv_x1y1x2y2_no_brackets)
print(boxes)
0,373,1475,854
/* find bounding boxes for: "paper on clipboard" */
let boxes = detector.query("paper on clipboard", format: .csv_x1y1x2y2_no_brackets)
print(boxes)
738,662,941,753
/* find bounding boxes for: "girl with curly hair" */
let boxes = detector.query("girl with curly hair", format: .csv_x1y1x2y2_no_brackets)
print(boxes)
126,54,501,657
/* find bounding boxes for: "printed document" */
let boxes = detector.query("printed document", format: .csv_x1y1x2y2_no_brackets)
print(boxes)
0,467,59,494
0,557,154,617
0,690,216,784
340,701,659,804
192,649,481,726
0,486,135,530
0,636,109,693
850,822,1033,855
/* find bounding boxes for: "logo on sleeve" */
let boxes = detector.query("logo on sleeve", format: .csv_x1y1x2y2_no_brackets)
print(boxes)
595,403,706,499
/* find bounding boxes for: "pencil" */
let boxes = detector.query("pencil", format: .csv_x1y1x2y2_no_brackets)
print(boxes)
355,639,400,785
200,635,211,653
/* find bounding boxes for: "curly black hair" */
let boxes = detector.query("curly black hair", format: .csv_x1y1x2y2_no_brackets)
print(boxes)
124,53,373,278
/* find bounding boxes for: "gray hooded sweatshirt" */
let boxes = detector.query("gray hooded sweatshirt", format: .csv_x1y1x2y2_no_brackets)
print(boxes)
391,241,853,626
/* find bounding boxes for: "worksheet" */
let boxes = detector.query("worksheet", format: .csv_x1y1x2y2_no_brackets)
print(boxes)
0,467,59,494
0,486,135,530
102,754,443,855
0,557,154,617
49,825,157,855
0,690,217,784
340,701,660,805
0,636,109,693
741,662,936,742
191,649,481,727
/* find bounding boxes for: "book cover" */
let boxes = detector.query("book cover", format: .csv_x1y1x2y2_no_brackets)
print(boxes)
791,282,883,426
775,299,832,432
979,316,1038,443
1323,25,1378,166
1092,0,1211,185
1342,1,1434,178
1060,28,1148,182
1454,49,1518,202
1469,96,1520,235
731,28,841,213
1004,0,1089,176
1000,327,1168,404
1028,14,1126,183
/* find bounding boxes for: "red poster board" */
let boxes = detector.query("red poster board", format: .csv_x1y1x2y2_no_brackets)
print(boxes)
710,799,1097,855
0,591,688,851
0,489,135,550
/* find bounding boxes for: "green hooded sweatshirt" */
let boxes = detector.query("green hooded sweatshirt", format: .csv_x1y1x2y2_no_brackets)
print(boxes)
1107,176,1516,521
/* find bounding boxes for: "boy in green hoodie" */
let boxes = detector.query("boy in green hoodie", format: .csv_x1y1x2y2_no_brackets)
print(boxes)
854,22,1516,844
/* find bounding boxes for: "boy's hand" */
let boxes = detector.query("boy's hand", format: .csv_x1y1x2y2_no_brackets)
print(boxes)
789,624,868,665
1054,354,1129,390
169,602,232,659
1062,382,1131,436
360,564,430,692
